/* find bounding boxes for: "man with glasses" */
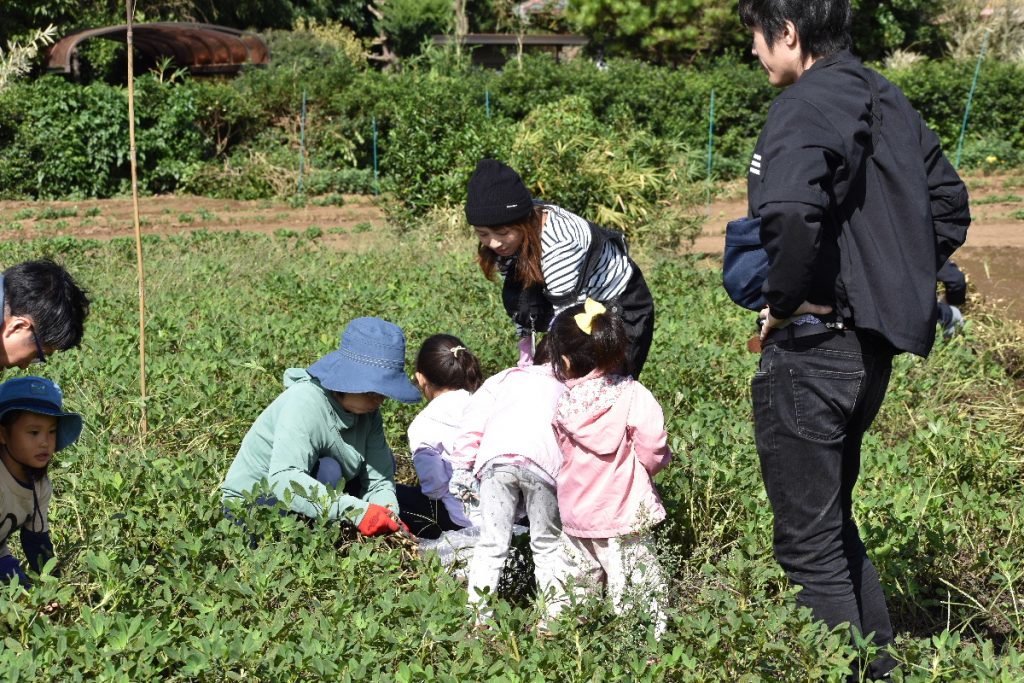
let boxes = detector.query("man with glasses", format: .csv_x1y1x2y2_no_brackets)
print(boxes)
1,260,90,370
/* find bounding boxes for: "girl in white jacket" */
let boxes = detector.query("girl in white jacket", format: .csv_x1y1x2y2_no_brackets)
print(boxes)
405,334,484,537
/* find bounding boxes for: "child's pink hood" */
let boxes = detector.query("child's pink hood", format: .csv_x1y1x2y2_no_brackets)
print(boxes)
556,373,634,453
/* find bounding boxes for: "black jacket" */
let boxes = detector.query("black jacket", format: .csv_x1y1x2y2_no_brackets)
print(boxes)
747,50,970,357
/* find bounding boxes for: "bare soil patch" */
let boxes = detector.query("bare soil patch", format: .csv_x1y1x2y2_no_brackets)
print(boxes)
0,194,390,252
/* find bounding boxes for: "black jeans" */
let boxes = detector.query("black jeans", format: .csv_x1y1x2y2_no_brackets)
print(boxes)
395,484,459,540
752,329,897,678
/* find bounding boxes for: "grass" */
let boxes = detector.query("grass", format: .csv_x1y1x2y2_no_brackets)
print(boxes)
972,194,1024,205
0,230,1020,680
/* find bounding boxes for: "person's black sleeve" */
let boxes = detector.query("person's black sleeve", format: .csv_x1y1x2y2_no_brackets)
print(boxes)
920,119,970,268
754,99,842,320
937,260,967,306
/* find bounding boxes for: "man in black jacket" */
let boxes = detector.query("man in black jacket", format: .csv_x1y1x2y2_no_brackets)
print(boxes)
739,0,970,678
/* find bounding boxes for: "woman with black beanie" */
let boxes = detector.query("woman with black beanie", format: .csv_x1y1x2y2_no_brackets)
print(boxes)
464,159,655,378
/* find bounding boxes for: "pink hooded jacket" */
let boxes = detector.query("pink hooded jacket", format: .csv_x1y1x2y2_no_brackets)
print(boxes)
553,371,671,538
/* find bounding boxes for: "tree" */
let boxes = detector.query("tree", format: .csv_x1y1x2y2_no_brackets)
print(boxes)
566,0,746,64
850,0,947,60
0,24,58,91
361,0,454,64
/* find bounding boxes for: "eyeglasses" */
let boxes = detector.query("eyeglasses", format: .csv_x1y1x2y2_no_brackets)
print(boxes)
29,327,47,365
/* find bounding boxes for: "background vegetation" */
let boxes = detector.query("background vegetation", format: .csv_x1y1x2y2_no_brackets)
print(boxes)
0,1,1021,680
0,230,1020,679
2,2,1023,231
1,43,1022,235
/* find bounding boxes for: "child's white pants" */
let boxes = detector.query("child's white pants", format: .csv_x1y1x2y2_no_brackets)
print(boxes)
564,532,667,637
467,464,569,619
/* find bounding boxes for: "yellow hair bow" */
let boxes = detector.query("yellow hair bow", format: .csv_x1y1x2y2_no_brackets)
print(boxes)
574,298,606,335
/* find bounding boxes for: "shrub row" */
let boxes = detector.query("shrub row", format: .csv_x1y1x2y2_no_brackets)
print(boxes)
2,41,1022,211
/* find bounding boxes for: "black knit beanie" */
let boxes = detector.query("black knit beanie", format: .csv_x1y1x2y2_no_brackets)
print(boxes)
464,159,534,227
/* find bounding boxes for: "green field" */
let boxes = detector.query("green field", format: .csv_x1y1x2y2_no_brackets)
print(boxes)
0,230,1021,681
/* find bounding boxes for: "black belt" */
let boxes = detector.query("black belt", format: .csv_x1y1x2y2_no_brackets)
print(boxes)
763,320,848,346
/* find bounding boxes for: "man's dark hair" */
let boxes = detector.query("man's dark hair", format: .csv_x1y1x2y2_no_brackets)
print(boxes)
3,260,90,350
739,0,852,58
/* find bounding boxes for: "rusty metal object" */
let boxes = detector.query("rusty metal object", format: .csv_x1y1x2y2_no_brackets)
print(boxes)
46,22,269,76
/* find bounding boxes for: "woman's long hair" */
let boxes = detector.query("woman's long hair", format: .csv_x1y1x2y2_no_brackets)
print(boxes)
476,205,546,289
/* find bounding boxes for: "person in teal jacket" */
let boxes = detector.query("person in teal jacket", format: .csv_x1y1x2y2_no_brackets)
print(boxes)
221,317,421,536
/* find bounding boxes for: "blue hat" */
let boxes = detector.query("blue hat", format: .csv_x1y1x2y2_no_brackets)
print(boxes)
307,318,420,404
0,377,83,451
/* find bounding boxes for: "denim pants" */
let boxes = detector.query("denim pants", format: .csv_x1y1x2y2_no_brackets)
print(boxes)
752,330,897,677
316,457,458,539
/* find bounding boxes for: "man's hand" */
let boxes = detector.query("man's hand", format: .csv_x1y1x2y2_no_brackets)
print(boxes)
759,301,835,341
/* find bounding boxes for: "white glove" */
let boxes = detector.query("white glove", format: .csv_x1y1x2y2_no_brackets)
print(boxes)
449,468,479,504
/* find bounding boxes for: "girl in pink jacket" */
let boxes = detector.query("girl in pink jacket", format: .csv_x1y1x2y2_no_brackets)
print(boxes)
547,298,672,637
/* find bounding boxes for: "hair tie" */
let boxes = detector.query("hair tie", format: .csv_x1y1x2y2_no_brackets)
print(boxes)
574,298,606,335
450,345,467,358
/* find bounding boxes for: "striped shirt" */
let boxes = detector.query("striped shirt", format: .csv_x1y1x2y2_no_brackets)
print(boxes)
500,204,633,334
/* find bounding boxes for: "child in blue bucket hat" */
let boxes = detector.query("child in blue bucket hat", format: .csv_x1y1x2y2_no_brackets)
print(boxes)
222,317,421,537
0,376,83,586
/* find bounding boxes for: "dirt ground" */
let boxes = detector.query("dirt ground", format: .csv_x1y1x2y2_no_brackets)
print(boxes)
0,172,1021,321
0,194,390,252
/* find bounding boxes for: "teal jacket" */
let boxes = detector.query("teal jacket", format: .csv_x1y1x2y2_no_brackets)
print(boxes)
221,369,398,524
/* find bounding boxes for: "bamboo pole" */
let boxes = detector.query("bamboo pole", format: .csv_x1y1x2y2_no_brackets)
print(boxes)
125,0,148,434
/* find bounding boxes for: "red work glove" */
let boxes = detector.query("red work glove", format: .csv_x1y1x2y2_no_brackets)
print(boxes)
357,504,409,536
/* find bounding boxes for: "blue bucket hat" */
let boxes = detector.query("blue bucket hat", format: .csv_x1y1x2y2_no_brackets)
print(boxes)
0,377,83,451
307,317,420,404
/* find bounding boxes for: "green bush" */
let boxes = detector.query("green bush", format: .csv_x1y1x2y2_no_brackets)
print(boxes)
368,70,513,216
883,59,1024,156
0,77,128,198
5,39,1024,209
0,75,208,199
243,27,365,117
508,95,703,246
957,135,1024,172
179,129,298,200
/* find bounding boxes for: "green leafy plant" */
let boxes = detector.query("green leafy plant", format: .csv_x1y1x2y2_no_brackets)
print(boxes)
0,24,57,91
0,227,1017,679
509,95,704,247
